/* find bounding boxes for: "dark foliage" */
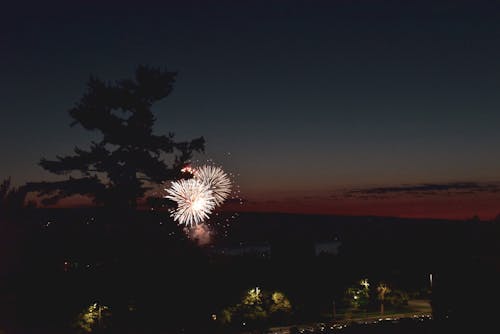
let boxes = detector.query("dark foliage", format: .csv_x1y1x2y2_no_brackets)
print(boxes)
0,177,33,213
28,66,204,208
1,211,498,333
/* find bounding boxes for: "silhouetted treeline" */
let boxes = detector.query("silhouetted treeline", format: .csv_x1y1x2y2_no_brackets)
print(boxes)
1,210,499,333
27,66,204,209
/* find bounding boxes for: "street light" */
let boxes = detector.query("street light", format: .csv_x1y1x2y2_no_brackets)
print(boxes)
360,278,370,290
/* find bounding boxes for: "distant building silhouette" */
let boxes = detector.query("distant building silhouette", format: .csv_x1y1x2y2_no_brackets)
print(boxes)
314,240,342,256
212,242,271,257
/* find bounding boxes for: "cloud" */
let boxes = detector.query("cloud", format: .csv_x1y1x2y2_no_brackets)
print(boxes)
346,182,500,198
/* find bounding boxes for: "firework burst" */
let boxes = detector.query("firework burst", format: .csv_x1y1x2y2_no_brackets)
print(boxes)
193,165,232,206
165,178,216,227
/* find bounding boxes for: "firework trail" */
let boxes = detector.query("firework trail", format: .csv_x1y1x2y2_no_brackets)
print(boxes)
165,178,216,227
193,165,232,206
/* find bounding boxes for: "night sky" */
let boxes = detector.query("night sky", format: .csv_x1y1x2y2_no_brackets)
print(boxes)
2,0,500,219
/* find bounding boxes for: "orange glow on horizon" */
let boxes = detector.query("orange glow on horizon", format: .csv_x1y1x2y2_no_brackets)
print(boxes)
39,190,500,221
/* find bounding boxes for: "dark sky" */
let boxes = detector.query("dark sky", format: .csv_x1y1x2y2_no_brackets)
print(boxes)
2,0,500,219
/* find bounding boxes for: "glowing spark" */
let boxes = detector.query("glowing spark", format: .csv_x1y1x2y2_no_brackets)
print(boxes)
165,179,216,226
181,165,196,175
193,165,232,206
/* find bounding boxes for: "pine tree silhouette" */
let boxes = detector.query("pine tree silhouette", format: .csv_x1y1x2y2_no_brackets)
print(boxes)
29,66,204,208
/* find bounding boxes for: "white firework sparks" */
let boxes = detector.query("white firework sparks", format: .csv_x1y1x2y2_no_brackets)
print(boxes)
194,165,232,206
165,178,216,227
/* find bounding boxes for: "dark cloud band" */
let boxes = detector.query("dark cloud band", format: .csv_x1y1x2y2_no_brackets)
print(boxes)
346,182,500,197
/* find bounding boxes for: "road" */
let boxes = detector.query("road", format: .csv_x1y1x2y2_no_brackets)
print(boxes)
266,300,432,334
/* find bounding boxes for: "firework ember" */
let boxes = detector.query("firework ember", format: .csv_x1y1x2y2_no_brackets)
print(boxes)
181,165,196,175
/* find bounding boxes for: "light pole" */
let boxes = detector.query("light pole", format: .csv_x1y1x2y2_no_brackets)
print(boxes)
332,300,336,323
